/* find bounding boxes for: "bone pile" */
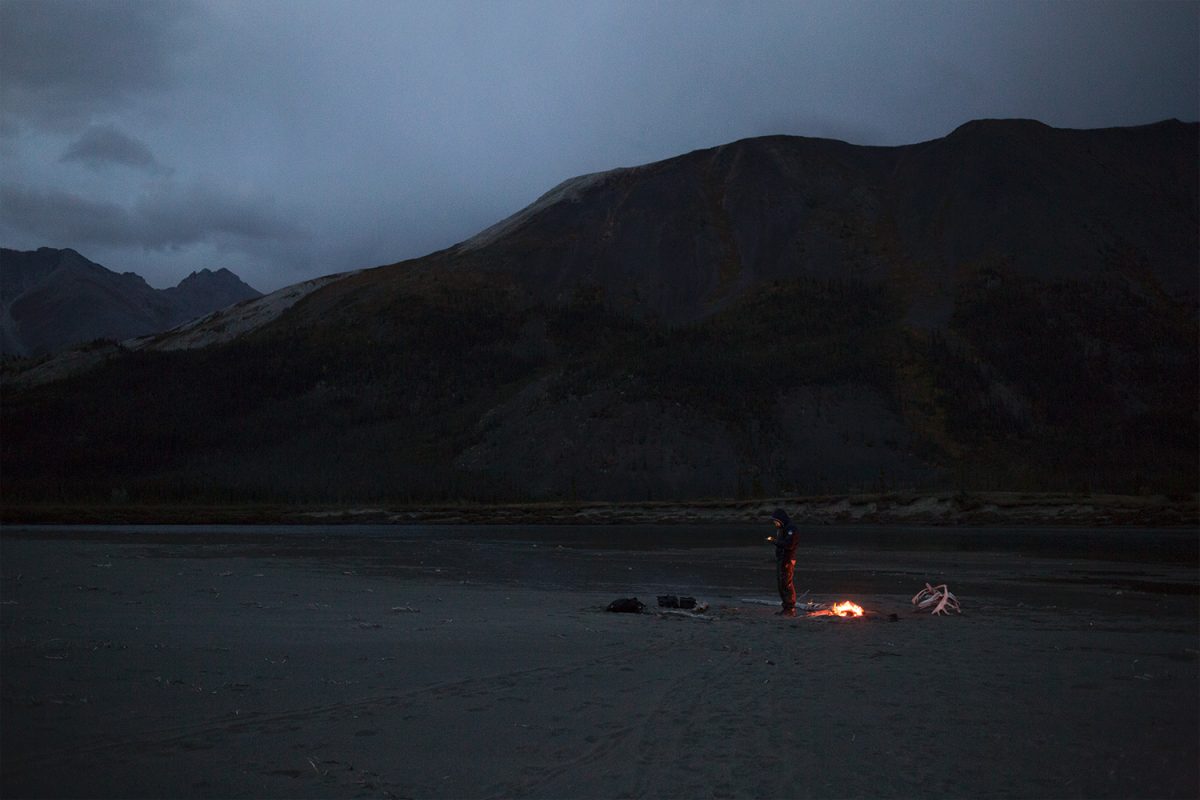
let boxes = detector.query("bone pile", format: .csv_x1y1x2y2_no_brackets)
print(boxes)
912,583,961,615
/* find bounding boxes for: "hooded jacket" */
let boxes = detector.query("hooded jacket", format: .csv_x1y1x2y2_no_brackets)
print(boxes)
771,508,798,561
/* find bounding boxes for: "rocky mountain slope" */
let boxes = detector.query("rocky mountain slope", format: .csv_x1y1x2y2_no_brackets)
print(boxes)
0,247,262,357
443,118,1196,323
2,120,1196,505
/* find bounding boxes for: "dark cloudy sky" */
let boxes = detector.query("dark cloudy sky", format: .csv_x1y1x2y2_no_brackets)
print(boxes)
1,0,1196,292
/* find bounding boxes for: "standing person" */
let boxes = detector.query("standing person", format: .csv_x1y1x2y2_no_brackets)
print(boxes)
768,508,798,616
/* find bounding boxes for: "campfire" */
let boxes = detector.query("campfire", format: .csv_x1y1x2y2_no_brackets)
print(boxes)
807,600,865,617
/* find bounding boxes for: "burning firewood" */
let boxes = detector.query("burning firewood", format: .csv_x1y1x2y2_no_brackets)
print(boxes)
911,583,961,615
806,600,865,617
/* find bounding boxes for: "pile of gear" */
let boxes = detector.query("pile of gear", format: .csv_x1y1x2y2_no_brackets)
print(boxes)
605,595,710,615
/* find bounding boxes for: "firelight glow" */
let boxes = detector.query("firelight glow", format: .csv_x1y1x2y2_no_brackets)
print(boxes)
809,601,866,617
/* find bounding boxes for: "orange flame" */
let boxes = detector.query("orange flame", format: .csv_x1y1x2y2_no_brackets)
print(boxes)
809,600,865,617
830,600,864,616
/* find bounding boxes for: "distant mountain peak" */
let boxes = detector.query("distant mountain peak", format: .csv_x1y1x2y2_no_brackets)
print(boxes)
0,247,262,357
948,118,1052,136
175,267,251,289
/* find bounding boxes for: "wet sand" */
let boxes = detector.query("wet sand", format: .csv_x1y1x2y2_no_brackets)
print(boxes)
1,525,1197,799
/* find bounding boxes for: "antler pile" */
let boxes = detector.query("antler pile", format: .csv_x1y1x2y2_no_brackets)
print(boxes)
912,583,961,615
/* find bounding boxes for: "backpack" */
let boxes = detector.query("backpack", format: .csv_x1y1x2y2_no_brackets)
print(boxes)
606,597,646,613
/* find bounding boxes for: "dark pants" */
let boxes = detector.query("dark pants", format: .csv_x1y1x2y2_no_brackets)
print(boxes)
777,558,796,609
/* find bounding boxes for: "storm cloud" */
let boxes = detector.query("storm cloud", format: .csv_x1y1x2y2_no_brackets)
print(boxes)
0,0,199,130
0,184,137,247
60,125,168,174
0,180,299,251
0,0,1195,292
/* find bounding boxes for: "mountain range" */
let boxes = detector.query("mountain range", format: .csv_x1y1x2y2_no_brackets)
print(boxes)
2,119,1196,505
0,247,262,357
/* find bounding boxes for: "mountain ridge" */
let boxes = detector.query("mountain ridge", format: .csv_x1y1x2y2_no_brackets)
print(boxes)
0,247,262,357
2,119,1196,505
431,117,1197,324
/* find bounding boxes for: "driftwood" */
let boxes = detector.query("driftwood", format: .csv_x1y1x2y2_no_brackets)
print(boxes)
738,590,810,608
657,607,714,621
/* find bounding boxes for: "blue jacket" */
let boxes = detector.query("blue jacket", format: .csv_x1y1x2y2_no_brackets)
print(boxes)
771,508,798,561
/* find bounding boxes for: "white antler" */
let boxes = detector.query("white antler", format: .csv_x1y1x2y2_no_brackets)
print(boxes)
912,583,961,615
